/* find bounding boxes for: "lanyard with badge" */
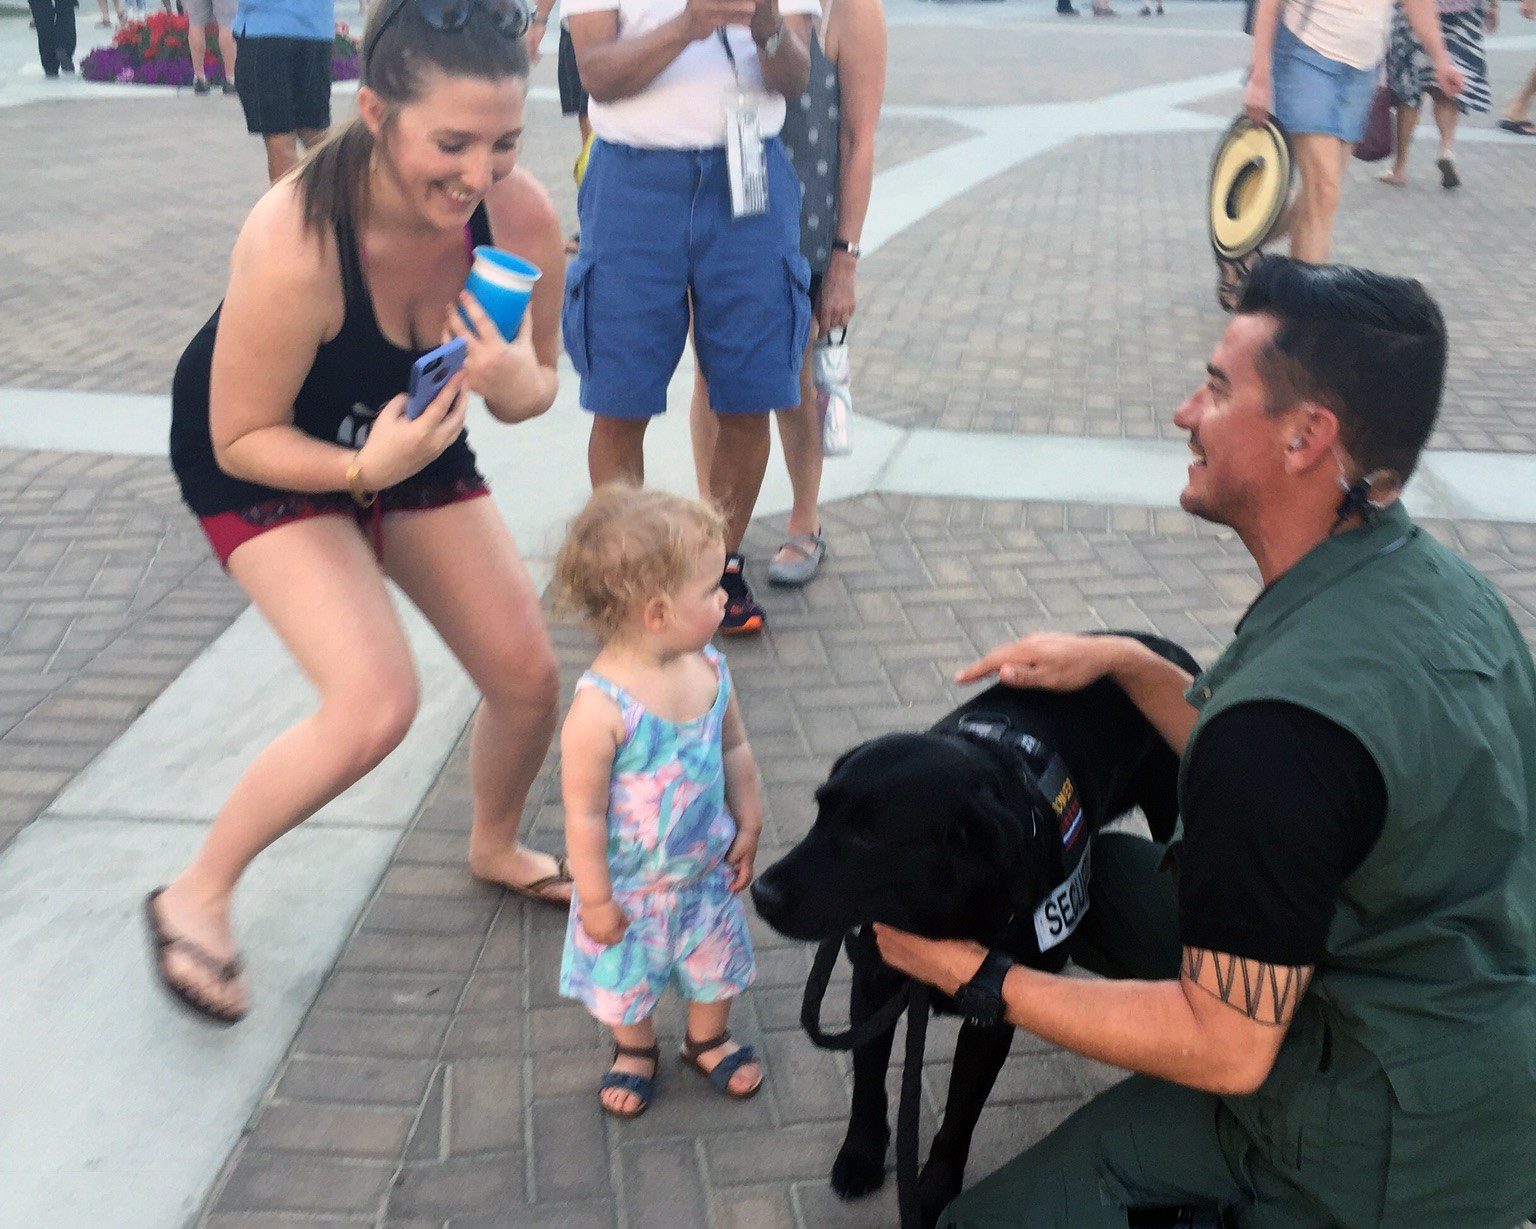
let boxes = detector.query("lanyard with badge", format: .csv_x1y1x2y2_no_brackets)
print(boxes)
717,27,769,218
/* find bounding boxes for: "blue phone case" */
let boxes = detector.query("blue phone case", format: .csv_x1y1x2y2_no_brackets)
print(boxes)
405,337,468,420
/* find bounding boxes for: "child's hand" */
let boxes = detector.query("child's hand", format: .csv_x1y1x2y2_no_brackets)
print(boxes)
725,828,760,893
580,899,630,946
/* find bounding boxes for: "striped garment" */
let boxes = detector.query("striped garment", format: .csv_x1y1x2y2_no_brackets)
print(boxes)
1386,0,1493,114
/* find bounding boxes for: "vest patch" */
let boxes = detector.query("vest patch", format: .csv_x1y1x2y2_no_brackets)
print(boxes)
1034,841,1092,952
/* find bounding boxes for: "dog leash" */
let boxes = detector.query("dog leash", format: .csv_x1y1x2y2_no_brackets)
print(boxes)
801,933,912,1047
801,933,931,1229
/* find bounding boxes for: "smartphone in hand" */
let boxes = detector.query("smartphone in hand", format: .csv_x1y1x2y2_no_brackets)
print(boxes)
405,338,468,421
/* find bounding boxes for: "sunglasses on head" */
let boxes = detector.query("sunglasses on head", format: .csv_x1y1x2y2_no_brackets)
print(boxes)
367,0,531,59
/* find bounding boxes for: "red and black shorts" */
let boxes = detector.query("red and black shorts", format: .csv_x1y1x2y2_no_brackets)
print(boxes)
198,475,489,568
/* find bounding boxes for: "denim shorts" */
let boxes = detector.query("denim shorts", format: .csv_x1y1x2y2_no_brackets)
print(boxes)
562,137,813,419
1271,22,1378,142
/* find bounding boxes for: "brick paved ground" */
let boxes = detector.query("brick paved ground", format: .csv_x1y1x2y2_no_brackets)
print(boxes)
193,494,1536,1229
852,129,1536,448
0,90,969,397
0,448,244,850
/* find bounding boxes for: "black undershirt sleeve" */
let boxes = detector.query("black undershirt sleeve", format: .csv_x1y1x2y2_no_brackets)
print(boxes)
1176,701,1387,968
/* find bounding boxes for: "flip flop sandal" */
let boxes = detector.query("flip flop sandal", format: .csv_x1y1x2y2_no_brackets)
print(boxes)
680,1029,762,1100
599,1042,659,1119
1215,249,1261,313
766,532,827,588
506,854,574,907
1497,119,1536,137
1436,157,1461,190
144,888,246,1025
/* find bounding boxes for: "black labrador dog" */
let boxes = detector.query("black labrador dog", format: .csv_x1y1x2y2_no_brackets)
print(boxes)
751,632,1199,1227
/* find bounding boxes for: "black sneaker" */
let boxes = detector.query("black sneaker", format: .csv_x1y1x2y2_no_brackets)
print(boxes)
193,76,210,94
59,55,75,73
222,80,237,95
719,553,765,636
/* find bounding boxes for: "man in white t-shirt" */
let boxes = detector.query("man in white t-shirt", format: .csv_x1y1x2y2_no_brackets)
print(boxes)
563,0,818,635
1240,0,1462,273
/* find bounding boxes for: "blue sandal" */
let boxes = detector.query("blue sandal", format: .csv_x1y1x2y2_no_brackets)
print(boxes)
599,1042,658,1119
680,1029,762,1100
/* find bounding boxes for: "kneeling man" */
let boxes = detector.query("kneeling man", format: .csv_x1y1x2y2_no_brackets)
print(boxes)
879,257,1536,1229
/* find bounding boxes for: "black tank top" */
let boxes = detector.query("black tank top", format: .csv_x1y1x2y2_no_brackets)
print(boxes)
169,206,491,516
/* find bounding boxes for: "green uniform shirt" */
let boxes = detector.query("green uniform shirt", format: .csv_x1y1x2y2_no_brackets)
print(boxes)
1179,501,1536,1229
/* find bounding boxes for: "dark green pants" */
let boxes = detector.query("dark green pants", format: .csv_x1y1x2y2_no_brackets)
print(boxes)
939,833,1335,1229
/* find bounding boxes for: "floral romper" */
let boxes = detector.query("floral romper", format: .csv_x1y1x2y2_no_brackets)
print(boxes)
559,645,756,1026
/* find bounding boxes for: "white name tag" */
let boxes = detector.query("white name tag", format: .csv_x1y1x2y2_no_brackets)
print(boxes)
1033,841,1092,953
724,92,768,219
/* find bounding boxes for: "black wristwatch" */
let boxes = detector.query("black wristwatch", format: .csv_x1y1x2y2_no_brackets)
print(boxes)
952,950,1014,1027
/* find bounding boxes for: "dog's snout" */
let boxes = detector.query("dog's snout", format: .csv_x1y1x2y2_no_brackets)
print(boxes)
749,875,784,921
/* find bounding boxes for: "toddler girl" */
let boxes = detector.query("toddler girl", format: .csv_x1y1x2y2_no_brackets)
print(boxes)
553,485,764,1119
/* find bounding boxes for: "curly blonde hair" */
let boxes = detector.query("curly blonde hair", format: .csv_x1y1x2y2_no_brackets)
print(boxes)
554,484,727,639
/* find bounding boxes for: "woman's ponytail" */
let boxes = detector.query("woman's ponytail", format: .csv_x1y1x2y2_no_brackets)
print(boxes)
295,117,376,238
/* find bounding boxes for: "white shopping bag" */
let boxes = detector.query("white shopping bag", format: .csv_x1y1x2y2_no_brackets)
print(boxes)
814,330,852,457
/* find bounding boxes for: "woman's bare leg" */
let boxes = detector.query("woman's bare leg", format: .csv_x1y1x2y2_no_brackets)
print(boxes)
155,517,419,1016
380,497,564,898
774,338,824,547
1431,91,1461,175
1289,133,1348,264
1505,63,1536,124
1382,101,1419,183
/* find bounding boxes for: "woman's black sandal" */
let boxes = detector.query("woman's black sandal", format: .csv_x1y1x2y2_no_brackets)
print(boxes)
680,1029,762,1100
144,888,247,1025
599,1042,660,1119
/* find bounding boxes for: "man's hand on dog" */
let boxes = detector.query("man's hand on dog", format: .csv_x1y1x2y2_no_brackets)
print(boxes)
874,924,988,998
580,898,631,946
957,631,1126,691
726,827,760,892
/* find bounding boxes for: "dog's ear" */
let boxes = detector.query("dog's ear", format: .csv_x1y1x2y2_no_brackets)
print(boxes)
812,741,867,808
945,785,1012,858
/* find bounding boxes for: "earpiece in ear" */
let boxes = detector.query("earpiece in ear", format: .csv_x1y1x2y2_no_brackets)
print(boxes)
1288,437,1304,452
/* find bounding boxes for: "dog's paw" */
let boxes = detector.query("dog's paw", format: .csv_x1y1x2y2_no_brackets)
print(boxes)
917,1153,965,1229
830,1144,888,1200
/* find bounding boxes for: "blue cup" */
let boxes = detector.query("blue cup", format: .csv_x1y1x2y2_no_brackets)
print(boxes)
461,246,542,341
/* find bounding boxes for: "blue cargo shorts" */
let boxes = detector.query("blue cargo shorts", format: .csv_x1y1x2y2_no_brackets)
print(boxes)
562,136,813,419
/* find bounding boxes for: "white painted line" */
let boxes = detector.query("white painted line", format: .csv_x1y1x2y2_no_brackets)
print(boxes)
49,595,477,828
0,387,170,453
0,818,402,1229
884,429,1193,506
9,379,1536,523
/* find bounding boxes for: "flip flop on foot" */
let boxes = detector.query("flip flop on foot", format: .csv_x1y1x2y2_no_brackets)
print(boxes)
506,853,575,907
1497,118,1536,136
600,1042,659,1119
1436,156,1460,190
144,888,247,1025
680,1029,762,1100
1378,170,1406,186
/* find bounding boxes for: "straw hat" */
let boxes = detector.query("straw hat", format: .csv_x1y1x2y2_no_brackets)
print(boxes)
1208,117,1294,260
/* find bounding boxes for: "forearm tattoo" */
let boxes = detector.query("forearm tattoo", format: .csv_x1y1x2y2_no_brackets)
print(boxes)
1181,947,1312,1026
